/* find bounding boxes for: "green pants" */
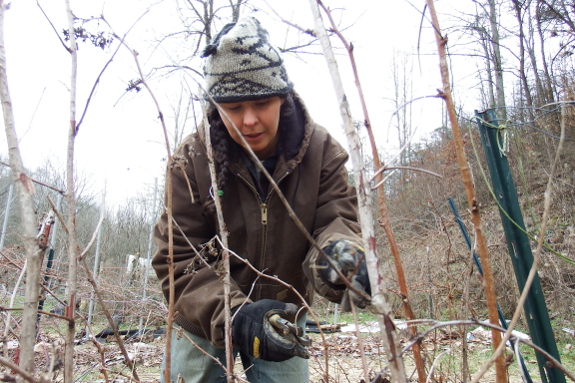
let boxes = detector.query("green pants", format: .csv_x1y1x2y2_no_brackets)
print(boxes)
160,323,309,383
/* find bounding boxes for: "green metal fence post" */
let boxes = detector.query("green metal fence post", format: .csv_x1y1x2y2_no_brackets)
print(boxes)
475,109,565,383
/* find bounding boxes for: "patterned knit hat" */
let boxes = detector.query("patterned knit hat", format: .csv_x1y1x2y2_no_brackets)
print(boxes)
201,16,293,103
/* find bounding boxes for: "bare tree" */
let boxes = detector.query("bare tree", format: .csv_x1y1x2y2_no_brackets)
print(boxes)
175,0,247,57
486,0,508,120
0,0,44,374
388,50,414,166
535,1,556,102
62,2,80,382
167,81,197,152
511,0,534,108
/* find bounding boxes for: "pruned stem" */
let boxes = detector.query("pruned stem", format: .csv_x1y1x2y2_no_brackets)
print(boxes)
0,0,44,376
308,1,407,381
316,1,427,379
425,1,506,381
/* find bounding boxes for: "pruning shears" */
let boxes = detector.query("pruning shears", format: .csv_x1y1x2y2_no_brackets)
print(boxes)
268,313,312,358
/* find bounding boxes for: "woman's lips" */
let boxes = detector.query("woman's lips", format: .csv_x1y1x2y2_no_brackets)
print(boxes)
244,133,263,142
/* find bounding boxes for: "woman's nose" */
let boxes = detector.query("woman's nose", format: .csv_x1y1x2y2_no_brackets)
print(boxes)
243,108,258,126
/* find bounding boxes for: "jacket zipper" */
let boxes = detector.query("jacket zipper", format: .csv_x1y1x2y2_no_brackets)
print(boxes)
260,203,268,225
236,168,293,297
236,169,293,226
263,170,292,206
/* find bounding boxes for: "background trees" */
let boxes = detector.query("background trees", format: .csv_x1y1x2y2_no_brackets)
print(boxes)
0,0,575,382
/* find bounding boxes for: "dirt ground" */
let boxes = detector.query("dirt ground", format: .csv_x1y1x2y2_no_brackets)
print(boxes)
0,318,544,382
60,323,542,383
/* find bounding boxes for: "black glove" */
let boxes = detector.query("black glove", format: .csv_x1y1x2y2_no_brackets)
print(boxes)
319,239,372,309
232,299,310,362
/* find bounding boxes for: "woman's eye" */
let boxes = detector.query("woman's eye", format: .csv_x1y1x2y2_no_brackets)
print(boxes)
256,101,269,107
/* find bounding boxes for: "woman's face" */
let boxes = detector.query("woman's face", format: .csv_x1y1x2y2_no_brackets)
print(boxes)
217,96,284,160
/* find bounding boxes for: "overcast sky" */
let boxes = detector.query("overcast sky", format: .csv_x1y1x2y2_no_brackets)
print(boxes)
1,0,470,207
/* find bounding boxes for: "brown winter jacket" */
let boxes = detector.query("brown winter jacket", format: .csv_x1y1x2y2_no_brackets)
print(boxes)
152,94,361,348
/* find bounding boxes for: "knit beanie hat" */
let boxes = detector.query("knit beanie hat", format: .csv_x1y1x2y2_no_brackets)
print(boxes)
202,16,293,103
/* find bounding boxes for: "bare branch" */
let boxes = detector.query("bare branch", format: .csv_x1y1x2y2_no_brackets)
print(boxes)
0,0,44,373
308,1,408,382
36,0,70,52
0,161,64,194
0,356,48,383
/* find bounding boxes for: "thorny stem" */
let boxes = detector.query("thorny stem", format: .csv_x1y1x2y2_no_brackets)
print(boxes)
318,2,428,381
63,2,81,383
116,36,174,383
201,113,235,381
308,1,407,382
425,1,507,381
0,0,45,375
47,191,141,381
318,0,425,381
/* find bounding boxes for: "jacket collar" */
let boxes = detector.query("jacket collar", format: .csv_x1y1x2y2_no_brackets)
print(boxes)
285,90,314,169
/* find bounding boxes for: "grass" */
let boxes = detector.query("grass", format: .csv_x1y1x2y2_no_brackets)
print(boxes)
555,339,575,378
336,310,379,324
311,300,379,325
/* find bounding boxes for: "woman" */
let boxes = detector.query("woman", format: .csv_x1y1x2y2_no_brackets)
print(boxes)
153,16,370,383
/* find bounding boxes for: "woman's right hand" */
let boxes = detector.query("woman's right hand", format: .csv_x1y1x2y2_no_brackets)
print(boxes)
231,299,310,361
